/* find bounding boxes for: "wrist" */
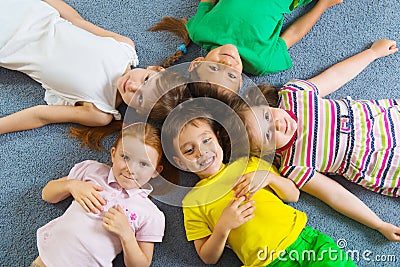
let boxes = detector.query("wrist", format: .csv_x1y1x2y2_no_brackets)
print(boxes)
120,228,136,244
214,222,231,239
65,179,77,193
366,47,381,60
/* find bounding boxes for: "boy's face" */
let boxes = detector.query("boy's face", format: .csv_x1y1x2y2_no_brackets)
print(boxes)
111,136,162,190
173,120,224,179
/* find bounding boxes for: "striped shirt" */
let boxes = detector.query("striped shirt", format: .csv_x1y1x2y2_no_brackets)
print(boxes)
277,79,400,197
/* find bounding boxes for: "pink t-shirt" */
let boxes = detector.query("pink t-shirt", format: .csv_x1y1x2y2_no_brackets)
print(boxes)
37,160,165,267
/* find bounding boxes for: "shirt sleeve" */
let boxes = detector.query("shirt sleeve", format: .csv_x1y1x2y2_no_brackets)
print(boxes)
280,79,319,95
135,208,165,243
183,206,212,241
263,37,292,74
67,160,98,181
186,2,215,35
279,164,315,189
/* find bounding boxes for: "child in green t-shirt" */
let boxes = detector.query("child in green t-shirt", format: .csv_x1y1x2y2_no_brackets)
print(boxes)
149,0,343,75
162,101,356,266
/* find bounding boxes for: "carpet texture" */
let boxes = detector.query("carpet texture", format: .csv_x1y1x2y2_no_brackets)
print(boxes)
0,0,399,266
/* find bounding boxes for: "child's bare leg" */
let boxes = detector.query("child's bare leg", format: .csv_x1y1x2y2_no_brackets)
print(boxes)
29,256,46,267
281,0,343,49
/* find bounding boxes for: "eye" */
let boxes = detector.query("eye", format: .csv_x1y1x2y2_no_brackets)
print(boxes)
203,137,211,144
209,65,219,71
139,162,149,167
265,130,270,142
228,73,237,79
264,112,270,121
143,75,149,84
138,94,143,105
122,154,130,161
183,147,194,155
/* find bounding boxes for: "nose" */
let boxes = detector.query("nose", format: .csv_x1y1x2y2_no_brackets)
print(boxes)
125,79,139,93
275,119,284,132
219,58,235,67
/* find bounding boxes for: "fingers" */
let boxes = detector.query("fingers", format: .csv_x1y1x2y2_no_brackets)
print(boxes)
372,39,398,57
84,194,104,214
77,199,90,213
232,175,246,189
234,183,250,198
235,197,256,222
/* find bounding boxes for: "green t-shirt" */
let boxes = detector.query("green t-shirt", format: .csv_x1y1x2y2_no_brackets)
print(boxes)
183,157,307,266
186,0,312,75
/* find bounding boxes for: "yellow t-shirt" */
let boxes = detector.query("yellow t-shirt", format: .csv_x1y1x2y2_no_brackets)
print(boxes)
182,157,307,266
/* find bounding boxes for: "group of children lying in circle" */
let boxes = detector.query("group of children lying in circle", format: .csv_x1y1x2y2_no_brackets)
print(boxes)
0,0,398,266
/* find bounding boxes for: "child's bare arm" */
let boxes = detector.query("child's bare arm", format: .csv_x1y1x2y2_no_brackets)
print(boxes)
0,104,113,134
234,171,300,202
42,0,134,47
42,176,106,213
308,39,398,97
193,197,255,264
302,172,400,242
103,205,153,267
281,0,343,49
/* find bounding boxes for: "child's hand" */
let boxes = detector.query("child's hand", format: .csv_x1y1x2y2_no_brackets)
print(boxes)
69,180,106,214
215,196,255,233
233,171,269,200
370,39,398,59
376,221,400,242
102,205,134,238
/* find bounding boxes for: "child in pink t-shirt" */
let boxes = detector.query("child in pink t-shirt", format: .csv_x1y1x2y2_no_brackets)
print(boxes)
30,122,165,267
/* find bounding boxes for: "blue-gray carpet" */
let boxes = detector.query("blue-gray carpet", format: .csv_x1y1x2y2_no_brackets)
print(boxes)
0,0,399,266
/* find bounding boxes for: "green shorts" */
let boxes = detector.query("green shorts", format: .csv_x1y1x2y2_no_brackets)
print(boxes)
268,226,357,266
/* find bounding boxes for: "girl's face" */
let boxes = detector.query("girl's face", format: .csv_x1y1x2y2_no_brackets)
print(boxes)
111,135,162,190
173,120,224,179
117,66,164,113
242,105,297,152
189,44,243,91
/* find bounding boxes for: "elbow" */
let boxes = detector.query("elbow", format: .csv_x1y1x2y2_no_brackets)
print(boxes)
201,258,218,265
91,110,113,127
283,190,300,203
41,190,53,203
290,190,300,202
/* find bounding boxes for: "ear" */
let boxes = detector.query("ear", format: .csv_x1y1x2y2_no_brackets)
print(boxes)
188,57,205,72
147,65,165,72
173,156,189,171
110,147,116,163
151,165,164,178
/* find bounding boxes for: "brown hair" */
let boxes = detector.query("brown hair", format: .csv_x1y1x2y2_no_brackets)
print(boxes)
147,17,191,68
148,83,192,123
230,83,279,158
69,120,123,151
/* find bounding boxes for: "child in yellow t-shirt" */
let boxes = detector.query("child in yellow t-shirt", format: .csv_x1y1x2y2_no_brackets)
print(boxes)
162,103,356,266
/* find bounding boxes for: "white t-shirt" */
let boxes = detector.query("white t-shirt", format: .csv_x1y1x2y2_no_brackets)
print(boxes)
0,0,139,120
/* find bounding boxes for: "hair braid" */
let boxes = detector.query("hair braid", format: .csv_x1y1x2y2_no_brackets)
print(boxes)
148,16,191,68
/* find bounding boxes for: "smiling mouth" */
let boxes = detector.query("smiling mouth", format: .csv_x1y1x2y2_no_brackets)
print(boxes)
284,119,288,134
221,53,235,60
199,156,214,169
122,79,128,93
